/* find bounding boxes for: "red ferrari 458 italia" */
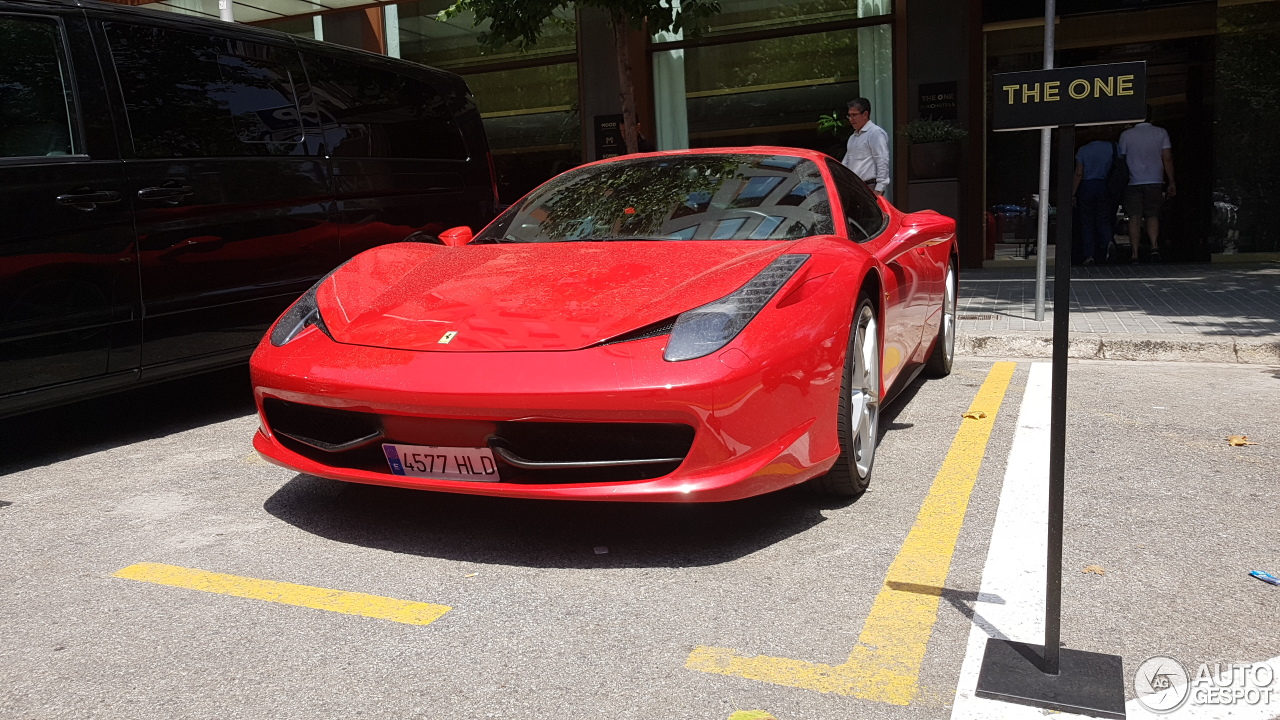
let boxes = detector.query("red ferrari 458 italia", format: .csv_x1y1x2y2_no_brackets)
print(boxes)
250,148,958,502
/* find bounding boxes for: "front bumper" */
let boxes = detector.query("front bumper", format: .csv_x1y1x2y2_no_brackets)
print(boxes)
249,325,842,502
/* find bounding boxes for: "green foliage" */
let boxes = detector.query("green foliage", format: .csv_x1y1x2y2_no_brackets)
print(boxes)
900,118,968,145
817,110,851,140
440,0,722,49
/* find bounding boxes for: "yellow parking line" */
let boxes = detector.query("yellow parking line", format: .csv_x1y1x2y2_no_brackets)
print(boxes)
688,361,1018,705
114,562,451,626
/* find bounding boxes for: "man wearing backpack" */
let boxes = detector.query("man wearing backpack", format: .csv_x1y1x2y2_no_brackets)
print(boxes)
1118,108,1177,261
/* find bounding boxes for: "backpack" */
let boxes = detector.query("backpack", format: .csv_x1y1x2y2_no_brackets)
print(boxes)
1105,142,1130,204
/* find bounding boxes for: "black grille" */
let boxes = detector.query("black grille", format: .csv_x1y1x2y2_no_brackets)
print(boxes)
262,399,694,484
263,398,381,447
596,317,678,346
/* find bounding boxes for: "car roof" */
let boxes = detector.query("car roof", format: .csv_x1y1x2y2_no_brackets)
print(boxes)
9,0,465,89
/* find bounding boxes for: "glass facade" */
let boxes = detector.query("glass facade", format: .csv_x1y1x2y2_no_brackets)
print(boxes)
395,1,579,204
652,0,894,171
395,0,575,70
681,30,860,151
696,0,889,38
1213,0,1280,254
465,63,580,204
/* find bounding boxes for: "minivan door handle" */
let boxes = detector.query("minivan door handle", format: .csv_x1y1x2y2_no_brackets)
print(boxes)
56,190,121,211
137,185,195,202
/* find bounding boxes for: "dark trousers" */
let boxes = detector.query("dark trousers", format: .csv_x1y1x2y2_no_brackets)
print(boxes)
1077,179,1112,261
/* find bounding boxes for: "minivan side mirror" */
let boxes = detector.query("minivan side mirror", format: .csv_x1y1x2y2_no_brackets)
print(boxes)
439,226,473,247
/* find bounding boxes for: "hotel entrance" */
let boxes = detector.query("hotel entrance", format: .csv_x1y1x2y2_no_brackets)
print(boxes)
983,0,1280,263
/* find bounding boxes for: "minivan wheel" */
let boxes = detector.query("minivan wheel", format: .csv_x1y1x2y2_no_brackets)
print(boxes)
810,295,879,497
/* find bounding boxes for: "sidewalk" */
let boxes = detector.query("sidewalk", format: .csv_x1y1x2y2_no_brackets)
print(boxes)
957,261,1280,364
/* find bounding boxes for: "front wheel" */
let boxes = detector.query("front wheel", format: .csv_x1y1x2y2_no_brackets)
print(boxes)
810,295,880,497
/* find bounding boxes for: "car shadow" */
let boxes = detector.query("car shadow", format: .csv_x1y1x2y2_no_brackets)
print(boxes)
263,474,856,570
262,372,937,570
0,366,256,477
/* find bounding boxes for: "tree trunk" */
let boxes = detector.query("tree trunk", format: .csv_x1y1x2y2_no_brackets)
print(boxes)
611,9,639,154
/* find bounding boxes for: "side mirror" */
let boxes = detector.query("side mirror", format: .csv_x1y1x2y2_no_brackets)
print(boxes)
892,211,956,253
900,209,947,228
438,226,473,247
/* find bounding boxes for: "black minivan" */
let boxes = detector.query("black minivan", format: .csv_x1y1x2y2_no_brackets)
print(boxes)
0,0,497,418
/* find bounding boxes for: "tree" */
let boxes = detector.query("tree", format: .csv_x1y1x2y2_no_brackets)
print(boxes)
441,0,721,154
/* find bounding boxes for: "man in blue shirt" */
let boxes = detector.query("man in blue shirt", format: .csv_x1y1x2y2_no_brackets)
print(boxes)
1073,135,1115,265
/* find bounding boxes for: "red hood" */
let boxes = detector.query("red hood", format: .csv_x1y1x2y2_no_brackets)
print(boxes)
315,241,798,352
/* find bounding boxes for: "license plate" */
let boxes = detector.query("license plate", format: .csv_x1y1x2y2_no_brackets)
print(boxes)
383,443,499,482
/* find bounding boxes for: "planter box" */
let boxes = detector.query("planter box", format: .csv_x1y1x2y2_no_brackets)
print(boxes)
909,141,961,180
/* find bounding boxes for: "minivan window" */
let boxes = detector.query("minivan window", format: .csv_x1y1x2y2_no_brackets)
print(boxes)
825,159,886,242
0,17,77,158
302,55,467,161
106,24,305,157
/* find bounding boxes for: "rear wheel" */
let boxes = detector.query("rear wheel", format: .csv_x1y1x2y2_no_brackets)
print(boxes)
924,261,956,377
811,295,880,497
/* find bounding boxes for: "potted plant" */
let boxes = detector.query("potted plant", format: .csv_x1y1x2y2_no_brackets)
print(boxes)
817,110,852,158
901,118,967,180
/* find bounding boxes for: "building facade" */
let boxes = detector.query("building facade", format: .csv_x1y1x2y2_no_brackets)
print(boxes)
113,0,1280,266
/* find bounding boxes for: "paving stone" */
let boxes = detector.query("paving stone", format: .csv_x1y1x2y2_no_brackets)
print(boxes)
957,262,1280,364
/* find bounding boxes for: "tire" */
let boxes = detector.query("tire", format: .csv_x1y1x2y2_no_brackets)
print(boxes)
810,295,880,497
924,261,957,378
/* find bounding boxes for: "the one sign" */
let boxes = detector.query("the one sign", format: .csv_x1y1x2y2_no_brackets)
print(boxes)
594,114,624,160
918,81,958,121
992,61,1146,131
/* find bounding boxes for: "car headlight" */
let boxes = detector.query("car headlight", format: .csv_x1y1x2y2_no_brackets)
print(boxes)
664,254,809,362
269,260,351,347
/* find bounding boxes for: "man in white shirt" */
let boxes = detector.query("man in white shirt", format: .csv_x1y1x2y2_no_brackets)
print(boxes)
842,97,890,196
1118,110,1176,260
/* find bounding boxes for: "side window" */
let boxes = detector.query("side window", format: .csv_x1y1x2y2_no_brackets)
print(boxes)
0,17,77,158
105,23,305,158
302,55,467,161
825,159,886,242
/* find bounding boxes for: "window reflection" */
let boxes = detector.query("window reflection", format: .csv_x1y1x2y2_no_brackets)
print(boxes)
474,154,834,244
106,24,307,158
0,18,76,158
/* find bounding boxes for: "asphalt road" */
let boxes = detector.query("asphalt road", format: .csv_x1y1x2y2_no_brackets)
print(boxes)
1,359,1276,720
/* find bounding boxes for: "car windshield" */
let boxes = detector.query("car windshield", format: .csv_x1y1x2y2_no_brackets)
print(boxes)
473,154,833,244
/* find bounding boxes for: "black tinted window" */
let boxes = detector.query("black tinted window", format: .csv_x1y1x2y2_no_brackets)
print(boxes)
106,24,305,158
0,17,76,158
825,159,886,242
302,55,466,160
475,154,834,244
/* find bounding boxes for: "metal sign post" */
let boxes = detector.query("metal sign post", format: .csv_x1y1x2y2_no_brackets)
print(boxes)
977,62,1147,720
1034,0,1055,322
